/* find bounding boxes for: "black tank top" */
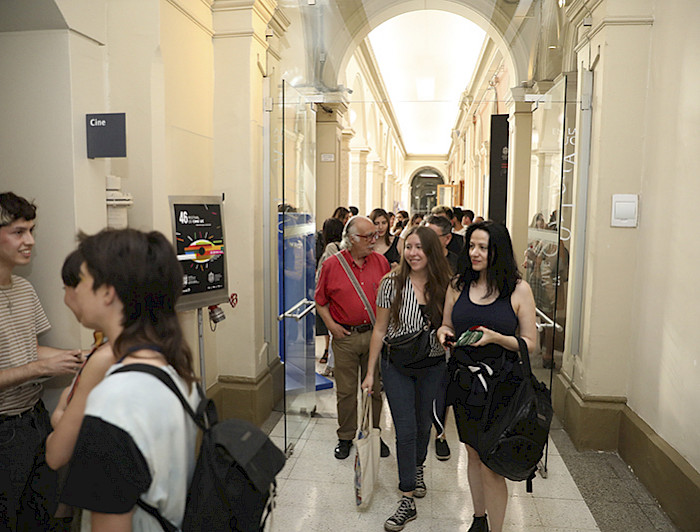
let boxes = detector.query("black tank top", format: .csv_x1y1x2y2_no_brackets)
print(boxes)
383,236,400,265
451,285,518,362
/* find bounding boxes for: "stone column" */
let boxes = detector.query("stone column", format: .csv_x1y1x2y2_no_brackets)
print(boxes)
563,5,651,400
553,0,654,453
350,147,370,213
505,87,533,262
340,128,354,207
212,0,278,423
315,100,348,225
370,160,386,212
384,172,394,211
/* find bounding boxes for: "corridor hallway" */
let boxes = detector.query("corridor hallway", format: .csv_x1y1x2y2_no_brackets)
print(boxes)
266,362,678,532
1,1,698,530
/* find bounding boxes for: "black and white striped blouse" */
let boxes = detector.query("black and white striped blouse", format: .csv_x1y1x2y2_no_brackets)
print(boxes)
376,274,445,358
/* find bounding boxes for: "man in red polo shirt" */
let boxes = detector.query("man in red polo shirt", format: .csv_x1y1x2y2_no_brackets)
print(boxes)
315,216,391,459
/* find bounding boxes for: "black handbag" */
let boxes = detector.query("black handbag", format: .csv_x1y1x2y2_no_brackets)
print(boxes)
382,312,432,375
477,337,553,492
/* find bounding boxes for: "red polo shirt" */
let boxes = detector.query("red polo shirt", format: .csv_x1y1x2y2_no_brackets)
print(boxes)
315,249,390,326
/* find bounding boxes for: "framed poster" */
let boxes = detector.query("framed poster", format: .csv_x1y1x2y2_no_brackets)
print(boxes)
169,196,228,311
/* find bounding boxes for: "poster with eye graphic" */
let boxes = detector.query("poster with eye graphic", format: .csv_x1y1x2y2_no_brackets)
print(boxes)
169,196,228,311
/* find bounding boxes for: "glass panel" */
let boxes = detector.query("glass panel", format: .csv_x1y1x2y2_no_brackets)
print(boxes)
276,81,317,453
525,75,575,386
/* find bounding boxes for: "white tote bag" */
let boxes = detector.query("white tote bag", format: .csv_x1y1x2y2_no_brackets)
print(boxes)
354,391,380,508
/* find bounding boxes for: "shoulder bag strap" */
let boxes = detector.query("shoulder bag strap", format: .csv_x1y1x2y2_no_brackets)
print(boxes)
515,337,533,377
334,251,376,326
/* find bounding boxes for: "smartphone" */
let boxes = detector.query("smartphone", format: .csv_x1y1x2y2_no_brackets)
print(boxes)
456,328,483,347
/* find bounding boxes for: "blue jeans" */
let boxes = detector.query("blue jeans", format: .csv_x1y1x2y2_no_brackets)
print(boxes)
381,357,447,493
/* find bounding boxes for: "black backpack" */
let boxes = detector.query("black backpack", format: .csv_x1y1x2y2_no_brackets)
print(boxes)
476,337,553,492
112,364,286,531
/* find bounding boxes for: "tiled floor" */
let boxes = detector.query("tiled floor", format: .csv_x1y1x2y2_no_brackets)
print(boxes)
265,347,678,532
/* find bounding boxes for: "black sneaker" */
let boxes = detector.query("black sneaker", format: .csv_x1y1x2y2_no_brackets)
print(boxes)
384,496,416,531
334,439,353,459
380,438,391,457
467,514,489,532
435,436,451,461
413,465,426,498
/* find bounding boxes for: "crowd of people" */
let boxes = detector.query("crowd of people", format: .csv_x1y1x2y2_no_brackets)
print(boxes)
1,188,537,532
315,203,538,532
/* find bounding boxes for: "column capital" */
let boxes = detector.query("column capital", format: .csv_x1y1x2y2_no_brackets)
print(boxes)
506,86,534,115
351,146,371,156
316,99,349,117
533,80,555,94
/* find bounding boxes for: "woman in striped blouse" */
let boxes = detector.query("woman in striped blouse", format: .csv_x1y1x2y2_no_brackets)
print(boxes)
362,226,452,532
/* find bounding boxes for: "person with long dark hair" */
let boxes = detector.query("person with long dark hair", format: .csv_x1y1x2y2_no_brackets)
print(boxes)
369,208,400,266
60,229,200,531
392,210,409,235
437,221,537,532
397,213,424,257
362,226,452,531
316,207,350,267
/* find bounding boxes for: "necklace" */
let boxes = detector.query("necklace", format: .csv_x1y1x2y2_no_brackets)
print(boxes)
0,283,12,314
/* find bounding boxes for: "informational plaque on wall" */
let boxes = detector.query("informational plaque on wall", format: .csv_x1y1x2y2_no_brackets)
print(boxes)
169,196,228,311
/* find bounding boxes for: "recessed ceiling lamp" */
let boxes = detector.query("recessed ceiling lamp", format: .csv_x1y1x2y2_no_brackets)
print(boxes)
558,0,566,7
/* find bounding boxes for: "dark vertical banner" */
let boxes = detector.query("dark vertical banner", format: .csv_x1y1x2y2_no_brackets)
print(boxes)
488,114,509,225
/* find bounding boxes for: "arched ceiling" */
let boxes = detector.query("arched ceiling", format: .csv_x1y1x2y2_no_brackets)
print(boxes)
367,10,486,155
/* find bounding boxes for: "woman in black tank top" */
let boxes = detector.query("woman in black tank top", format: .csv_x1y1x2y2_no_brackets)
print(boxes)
437,221,538,532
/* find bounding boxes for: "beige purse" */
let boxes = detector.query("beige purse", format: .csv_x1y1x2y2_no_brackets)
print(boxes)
354,390,380,508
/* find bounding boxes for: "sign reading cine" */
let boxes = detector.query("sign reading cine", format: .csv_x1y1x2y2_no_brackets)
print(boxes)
86,113,126,158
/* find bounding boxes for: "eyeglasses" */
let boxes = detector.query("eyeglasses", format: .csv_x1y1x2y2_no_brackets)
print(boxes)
355,231,379,241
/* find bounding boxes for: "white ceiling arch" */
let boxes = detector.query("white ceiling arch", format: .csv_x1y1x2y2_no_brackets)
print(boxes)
366,10,486,154
326,0,531,96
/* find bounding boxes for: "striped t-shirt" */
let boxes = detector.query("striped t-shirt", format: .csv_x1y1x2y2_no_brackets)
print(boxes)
376,274,444,358
0,275,51,415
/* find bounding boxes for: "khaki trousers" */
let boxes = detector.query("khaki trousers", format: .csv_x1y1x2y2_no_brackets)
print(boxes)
332,330,382,440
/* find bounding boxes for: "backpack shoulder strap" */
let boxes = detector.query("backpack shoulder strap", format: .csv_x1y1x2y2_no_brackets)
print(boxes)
135,499,179,532
111,364,206,430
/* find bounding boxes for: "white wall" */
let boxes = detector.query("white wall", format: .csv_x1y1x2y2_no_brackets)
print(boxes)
0,0,221,389
0,25,111,404
628,0,700,471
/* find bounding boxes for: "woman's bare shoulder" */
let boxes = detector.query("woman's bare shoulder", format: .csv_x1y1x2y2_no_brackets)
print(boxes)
511,279,535,309
447,282,461,300
514,278,533,294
